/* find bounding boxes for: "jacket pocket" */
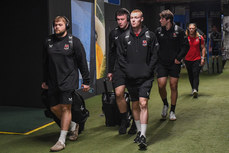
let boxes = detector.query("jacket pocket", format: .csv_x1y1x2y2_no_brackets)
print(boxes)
126,63,151,80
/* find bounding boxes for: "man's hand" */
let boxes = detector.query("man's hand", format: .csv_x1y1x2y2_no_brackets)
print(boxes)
174,59,181,64
41,82,48,89
107,73,113,81
81,84,90,92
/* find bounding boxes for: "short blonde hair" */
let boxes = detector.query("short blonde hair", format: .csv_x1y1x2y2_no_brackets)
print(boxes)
131,9,143,17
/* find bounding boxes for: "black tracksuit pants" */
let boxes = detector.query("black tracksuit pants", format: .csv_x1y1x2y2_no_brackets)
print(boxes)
184,60,201,91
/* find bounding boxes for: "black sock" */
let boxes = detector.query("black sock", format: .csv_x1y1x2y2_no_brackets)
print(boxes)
170,105,176,112
120,112,128,120
162,98,168,106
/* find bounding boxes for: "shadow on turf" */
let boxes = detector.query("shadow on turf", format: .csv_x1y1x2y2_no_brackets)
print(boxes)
30,131,60,144
147,119,175,146
179,93,212,99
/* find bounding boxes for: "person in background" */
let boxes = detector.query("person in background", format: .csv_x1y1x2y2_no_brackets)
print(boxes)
184,23,206,98
209,25,221,73
155,10,189,121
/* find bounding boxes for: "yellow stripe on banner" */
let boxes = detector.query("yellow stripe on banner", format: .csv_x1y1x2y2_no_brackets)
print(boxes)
0,121,55,135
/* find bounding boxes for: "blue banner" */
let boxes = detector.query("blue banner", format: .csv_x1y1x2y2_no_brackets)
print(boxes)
71,0,93,87
104,0,120,5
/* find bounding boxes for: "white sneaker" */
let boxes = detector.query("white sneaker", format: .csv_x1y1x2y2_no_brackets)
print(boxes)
161,105,169,119
169,111,176,121
69,123,79,141
50,141,65,152
192,89,198,98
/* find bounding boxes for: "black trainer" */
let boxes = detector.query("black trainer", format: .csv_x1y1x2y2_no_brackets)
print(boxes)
119,119,129,134
138,135,147,150
128,121,137,134
134,131,141,143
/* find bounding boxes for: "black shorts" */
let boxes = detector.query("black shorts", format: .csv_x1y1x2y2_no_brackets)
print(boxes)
126,77,154,102
112,68,126,88
212,50,220,56
156,63,181,78
48,89,74,107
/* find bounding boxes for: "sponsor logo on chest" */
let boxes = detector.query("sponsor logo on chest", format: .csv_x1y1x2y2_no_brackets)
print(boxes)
142,40,147,47
173,32,177,37
64,44,70,50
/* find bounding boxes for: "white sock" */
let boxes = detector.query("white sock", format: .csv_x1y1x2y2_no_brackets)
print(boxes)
140,124,147,137
58,130,68,144
69,121,76,132
135,120,141,132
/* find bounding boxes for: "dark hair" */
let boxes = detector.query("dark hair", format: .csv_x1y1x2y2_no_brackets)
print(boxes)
159,9,174,23
115,8,130,21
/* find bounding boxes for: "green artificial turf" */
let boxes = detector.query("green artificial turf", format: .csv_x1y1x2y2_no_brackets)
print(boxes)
0,63,229,153
0,106,54,134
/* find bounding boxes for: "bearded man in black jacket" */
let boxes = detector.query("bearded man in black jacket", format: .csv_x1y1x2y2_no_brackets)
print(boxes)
42,16,90,152
118,9,159,150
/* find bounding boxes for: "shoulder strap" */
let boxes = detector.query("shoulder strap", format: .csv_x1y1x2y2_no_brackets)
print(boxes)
114,27,119,37
145,31,151,46
124,29,130,44
174,25,179,34
199,35,202,52
68,34,73,49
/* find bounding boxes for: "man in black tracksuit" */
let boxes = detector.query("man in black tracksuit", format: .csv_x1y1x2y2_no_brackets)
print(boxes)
118,9,158,150
42,16,90,152
155,10,189,121
107,8,136,135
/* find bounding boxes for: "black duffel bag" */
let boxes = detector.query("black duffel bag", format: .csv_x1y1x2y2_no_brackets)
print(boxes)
41,89,89,134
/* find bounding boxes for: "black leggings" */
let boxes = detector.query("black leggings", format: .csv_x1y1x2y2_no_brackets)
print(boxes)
184,60,201,91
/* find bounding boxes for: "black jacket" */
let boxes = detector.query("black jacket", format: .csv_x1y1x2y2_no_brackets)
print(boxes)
43,33,90,91
108,26,130,73
155,24,189,65
117,26,159,80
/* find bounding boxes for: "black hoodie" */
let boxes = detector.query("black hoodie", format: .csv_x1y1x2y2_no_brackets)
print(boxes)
155,24,190,65
108,26,130,73
42,33,90,91
117,25,159,80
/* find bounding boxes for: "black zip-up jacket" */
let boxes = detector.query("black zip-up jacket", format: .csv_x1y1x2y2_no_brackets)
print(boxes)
42,33,90,91
155,24,190,65
117,26,159,80
108,26,130,73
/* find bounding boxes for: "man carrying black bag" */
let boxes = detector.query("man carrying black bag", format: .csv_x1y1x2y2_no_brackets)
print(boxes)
41,16,90,152
107,8,137,135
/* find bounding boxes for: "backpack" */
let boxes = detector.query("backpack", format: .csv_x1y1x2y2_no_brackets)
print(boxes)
41,89,89,134
157,24,180,35
197,28,205,52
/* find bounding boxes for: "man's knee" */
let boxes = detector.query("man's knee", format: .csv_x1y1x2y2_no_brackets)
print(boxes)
139,99,148,110
157,78,167,89
60,104,71,113
170,83,178,91
115,86,125,99
132,101,140,110
50,105,60,113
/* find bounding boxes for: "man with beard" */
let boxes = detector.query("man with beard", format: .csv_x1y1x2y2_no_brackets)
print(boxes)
42,16,90,152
